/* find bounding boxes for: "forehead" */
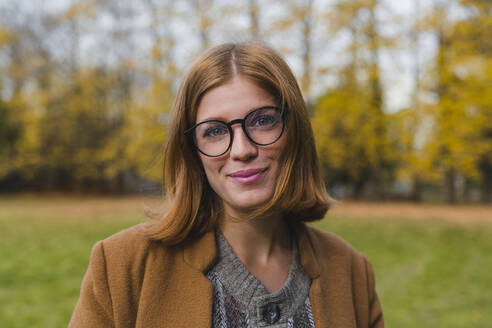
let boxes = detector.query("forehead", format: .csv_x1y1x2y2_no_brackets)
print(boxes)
196,76,276,123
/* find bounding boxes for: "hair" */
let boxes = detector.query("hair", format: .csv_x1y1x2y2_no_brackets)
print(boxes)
146,41,333,245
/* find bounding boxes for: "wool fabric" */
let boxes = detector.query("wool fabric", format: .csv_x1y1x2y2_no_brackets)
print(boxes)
206,230,314,327
69,222,384,327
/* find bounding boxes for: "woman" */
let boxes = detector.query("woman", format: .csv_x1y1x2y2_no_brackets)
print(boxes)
70,41,383,328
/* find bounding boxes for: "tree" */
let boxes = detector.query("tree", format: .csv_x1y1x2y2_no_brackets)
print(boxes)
0,99,21,175
422,0,491,203
313,0,396,199
453,0,492,202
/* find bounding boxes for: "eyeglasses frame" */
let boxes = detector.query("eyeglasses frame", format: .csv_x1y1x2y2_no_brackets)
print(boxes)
185,105,287,157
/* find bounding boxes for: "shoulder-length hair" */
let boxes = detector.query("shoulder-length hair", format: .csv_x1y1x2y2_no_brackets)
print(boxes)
146,41,333,245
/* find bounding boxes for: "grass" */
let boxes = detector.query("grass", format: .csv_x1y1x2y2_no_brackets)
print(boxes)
314,217,492,327
0,196,144,327
1,195,491,327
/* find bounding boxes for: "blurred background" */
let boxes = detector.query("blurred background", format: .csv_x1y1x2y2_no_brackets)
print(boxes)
0,0,490,203
0,0,491,327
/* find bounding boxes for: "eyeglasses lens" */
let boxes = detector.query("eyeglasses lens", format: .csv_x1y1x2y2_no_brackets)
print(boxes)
193,107,283,157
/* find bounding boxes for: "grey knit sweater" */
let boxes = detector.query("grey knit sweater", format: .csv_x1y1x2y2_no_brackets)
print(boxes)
206,230,315,328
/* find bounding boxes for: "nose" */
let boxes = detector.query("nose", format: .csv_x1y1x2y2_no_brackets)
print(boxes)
229,125,258,161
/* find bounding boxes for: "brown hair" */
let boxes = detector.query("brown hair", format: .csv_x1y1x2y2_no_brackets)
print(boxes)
146,41,332,245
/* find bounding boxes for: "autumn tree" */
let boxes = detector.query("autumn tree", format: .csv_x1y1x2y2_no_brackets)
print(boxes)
313,0,396,199
115,0,176,186
454,0,492,202
421,0,491,203
389,0,430,202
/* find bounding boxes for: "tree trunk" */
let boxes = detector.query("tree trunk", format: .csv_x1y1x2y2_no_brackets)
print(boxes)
445,168,457,204
411,175,422,202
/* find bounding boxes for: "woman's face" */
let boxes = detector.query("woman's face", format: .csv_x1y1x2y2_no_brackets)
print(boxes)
195,76,286,218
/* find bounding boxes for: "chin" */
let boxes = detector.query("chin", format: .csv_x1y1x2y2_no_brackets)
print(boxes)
225,192,272,213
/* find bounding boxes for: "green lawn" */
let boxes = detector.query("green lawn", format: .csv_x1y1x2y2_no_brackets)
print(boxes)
315,217,492,327
1,196,491,327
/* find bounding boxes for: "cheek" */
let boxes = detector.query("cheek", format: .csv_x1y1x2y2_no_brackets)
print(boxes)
200,158,213,178
267,132,288,161
199,156,224,188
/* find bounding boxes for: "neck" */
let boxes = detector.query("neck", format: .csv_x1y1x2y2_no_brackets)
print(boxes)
219,210,291,266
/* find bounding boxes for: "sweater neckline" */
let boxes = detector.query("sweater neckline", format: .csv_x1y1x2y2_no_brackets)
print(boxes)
208,229,311,324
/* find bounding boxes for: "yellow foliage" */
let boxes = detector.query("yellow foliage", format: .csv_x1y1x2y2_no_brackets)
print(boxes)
0,27,14,46
423,3,492,185
313,85,396,188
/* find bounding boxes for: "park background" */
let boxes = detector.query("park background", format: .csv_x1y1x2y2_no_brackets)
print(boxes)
0,0,491,327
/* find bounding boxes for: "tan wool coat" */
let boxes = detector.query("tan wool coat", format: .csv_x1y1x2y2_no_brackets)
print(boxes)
69,223,383,327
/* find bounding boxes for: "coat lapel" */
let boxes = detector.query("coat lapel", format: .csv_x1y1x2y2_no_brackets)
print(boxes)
180,230,217,327
296,224,357,328
136,231,217,328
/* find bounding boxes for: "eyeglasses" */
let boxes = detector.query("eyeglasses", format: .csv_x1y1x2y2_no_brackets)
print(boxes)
185,106,286,157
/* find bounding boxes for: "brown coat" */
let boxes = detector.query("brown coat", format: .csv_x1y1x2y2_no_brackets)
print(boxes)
69,223,383,327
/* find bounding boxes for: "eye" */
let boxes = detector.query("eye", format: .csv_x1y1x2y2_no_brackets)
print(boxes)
250,114,277,127
202,125,228,138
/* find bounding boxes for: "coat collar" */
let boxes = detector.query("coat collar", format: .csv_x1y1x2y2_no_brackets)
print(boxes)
183,229,217,272
293,223,321,279
179,224,355,328
182,223,321,280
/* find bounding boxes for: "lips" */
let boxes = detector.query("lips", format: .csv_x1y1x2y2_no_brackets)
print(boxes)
228,168,267,185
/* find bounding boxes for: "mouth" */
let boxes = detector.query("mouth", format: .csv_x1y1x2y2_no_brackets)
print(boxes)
228,168,268,185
